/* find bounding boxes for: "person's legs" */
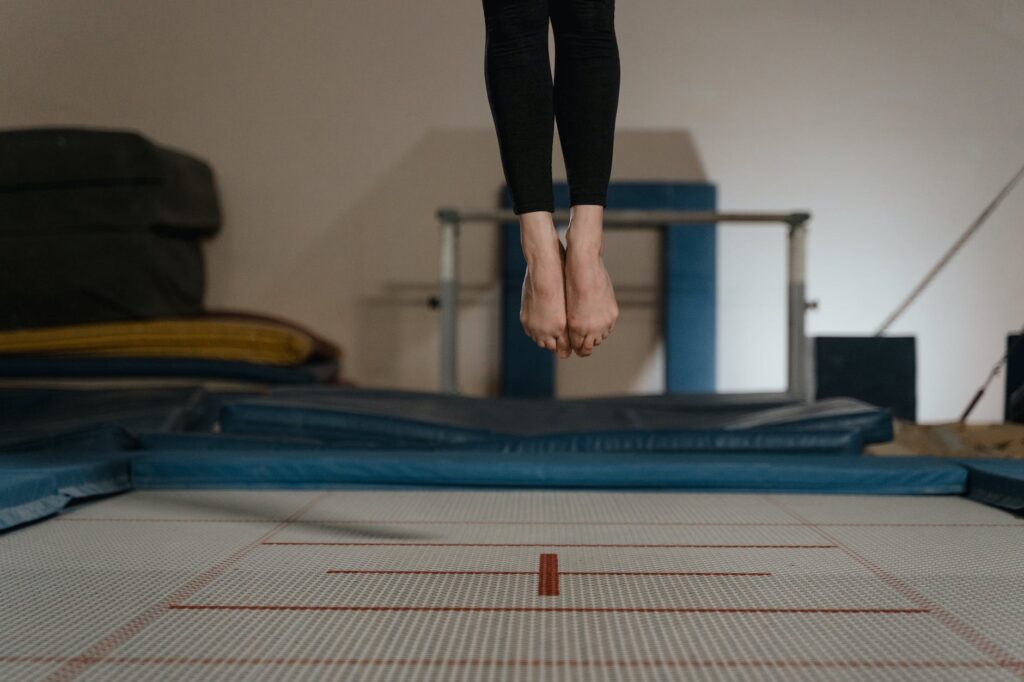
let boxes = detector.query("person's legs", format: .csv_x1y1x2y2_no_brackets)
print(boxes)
550,0,620,208
550,0,620,356
482,0,570,357
482,0,555,215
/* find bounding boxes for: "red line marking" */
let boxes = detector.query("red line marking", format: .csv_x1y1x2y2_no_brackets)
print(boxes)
56,517,1024,528
42,493,329,682
562,571,772,576
327,570,533,575
538,554,559,597
57,518,272,523
264,542,835,549
764,496,1024,679
168,605,928,614
324,570,772,577
4,655,1021,670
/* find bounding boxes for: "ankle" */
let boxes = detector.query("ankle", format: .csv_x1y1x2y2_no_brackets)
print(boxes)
566,224,604,257
520,214,561,265
565,206,604,253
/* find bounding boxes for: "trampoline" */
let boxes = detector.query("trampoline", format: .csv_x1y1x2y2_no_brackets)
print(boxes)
2,389,1024,681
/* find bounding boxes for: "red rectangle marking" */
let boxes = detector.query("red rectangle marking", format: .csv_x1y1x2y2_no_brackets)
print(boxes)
538,554,559,597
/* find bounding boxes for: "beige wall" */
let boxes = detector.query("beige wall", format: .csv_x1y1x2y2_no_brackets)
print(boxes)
2,0,1022,420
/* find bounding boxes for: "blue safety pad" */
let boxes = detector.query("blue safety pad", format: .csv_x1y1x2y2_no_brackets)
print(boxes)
726,399,893,444
0,424,135,453
132,450,964,494
0,387,227,452
220,402,497,446
0,454,132,499
457,429,862,455
223,392,891,444
0,472,66,531
0,357,338,384
0,387,213,430
960,459,1024,513
137,428,858,455
136,432,326,451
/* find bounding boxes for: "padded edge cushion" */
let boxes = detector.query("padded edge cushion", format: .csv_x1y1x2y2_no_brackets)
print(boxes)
131,450,966,494
727,398,894,444
960,459,1024,512
220,403,496,445
0,456,132,499
0,425,135,454
457,430,863,455
221,395,890,443
0,472,65,531
136,432,325,451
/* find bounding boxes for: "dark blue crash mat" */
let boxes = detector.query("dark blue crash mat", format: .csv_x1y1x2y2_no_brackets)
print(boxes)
0,472,66,531
0,454,134,531
0,386,221,452
960,459,1024,513
220,389,893,450
131,450,965,495
0,454,132,498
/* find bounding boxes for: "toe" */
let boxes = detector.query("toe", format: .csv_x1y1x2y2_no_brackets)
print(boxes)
575,337,596,357
556,333,572,359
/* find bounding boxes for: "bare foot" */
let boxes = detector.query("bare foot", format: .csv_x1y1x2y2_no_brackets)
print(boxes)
519,212,572,358
564,205,618,357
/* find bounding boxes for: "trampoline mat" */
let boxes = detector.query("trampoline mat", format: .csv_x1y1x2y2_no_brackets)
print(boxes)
1,490,1023,681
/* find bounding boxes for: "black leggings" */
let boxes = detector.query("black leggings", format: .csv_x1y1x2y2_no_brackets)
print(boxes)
482,0,620,215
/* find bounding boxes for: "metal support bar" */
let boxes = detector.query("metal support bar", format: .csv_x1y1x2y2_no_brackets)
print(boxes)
442,208,810,228
439,216,460,393
436,208,812,398
787,221,809,400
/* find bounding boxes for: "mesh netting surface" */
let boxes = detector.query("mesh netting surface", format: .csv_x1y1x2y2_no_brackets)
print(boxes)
1,490,1022,681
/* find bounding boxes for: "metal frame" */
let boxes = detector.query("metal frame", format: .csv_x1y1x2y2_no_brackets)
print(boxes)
436,207,812,398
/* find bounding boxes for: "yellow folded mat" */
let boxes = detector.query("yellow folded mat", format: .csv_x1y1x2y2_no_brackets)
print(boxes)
0,318,316,366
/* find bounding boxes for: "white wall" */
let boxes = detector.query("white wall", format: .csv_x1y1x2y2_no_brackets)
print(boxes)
1,0,1022,420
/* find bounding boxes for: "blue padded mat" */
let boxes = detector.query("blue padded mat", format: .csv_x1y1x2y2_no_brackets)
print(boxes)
0,455,132,499
136,432,326,451
722,401,893,444
132,450,965,494
960,459,1024,513
220,402,497,446
0,387,224,452
222,391,891,444
454,429,862,455
0,387,214,430
0,424,135,453
0,472,66,531
272,387,800,410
